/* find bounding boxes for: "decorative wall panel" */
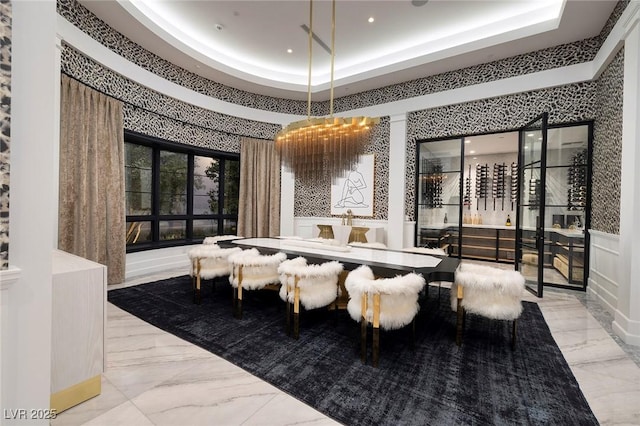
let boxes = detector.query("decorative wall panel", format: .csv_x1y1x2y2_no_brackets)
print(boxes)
0,0,11,269
592,48,624,234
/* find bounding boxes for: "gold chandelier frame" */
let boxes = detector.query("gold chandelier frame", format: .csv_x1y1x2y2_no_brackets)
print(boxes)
275,0,379,182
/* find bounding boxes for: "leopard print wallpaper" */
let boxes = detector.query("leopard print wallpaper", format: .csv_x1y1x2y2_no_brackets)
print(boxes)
61,46,281,152
592,48,625,234
0,0,11,269
57,0,627,228
58,0,614,116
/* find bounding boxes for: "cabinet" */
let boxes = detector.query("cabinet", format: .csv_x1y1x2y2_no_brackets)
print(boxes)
51,250,106,413
551,230,584,284
419,226,453,252
450,226,515,262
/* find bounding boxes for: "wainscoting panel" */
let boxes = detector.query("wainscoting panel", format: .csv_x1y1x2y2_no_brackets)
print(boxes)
588,230,620,315
125,246,191,280
293,217,388,245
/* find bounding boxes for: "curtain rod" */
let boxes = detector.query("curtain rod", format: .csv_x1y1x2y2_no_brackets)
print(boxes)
61,72,273,142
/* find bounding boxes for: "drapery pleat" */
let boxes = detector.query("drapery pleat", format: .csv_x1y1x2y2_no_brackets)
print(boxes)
58,75,125,284
237,138,281,237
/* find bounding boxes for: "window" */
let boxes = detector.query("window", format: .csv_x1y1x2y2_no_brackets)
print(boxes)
124,132,240,251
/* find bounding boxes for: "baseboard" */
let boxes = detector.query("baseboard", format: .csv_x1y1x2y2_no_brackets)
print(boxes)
50,375,101,414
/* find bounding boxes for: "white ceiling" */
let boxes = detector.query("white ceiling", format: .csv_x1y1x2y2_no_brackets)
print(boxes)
78,0,617,101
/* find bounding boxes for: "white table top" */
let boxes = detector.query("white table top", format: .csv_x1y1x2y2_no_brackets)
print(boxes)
232,238,442,269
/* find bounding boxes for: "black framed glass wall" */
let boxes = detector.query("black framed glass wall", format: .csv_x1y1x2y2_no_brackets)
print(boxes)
415,138,462,254
124,131,240,252
541,123,592,290
415,122,592,292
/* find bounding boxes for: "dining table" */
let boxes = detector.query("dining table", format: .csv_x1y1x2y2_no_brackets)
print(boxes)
224,237,460,283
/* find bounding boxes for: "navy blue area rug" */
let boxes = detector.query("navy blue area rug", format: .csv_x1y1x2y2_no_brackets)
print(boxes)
108,276,598,426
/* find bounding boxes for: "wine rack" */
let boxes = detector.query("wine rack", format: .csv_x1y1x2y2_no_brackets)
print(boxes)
567,150,587,211
492,163,507,198
510,162,518,205
529,178,541,210
463,165,472,208
421,158,443,208
475,164,489,198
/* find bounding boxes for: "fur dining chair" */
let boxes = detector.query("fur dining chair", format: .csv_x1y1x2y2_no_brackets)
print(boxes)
278,257,344,339
345,265,426,367
401,246,448,300
187,245,242,304
451,262,525,349
228,248,287,319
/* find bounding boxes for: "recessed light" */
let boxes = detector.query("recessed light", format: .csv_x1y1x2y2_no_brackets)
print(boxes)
470,150,476,154
527,133,534,137
465,139,471,144
287,48,293,53
368,17,374,23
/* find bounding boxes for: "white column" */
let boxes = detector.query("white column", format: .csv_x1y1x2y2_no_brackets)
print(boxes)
3,1,59,423
279,167,295,236
614,4,640,346
387,114,409,250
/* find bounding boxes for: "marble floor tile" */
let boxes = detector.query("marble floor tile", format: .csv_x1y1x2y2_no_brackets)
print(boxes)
80,401,155,426
50,376,128,426
131,357,283,426
51,266,640,426
243,393,343,426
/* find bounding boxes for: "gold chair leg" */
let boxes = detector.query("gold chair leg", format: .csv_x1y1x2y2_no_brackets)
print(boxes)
456,285,464,346
372,326,380,368
360,293,368,364
372,294,381,367
285,300,292,336
456,304,464,346
411,318,416,350
194,259,202,304
360,320,368,364
293,286,300,340
195,275,202,305
234,266,244,319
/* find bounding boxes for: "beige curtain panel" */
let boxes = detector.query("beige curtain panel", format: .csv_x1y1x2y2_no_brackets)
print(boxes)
237,138,281,237
59,75,125,284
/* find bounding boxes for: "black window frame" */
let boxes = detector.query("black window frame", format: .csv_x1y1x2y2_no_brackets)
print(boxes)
125,131,240,253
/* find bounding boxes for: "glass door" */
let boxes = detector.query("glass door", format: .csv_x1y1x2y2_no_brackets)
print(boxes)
517,113,548,297
415,138,462,254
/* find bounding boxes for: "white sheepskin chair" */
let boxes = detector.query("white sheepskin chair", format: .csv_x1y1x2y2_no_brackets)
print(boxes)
451,262,525,349
345,265,426,367
278,257,344,339
228,248,287,319
187,245,242,304
401,246,448,300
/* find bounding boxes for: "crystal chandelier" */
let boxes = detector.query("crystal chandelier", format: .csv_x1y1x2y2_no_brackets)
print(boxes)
275,0,379,182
